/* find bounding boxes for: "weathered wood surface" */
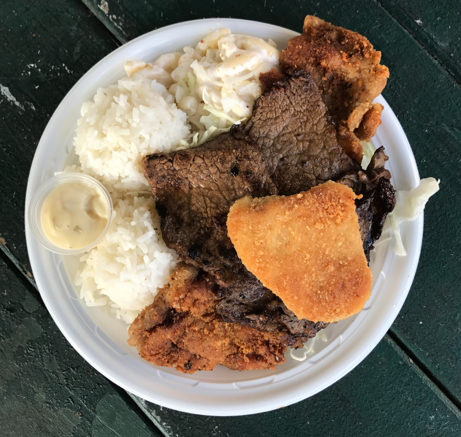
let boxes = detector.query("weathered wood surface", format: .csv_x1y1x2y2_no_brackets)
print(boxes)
1,0,461,434
0,254,163,437
0,0,119,274
379,0,461,83
81,0,461,404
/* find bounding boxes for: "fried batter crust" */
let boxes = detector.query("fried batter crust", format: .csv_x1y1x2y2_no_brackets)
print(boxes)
128,265,287,374
227,182,372,323
355,103,384,141
280,15,389,161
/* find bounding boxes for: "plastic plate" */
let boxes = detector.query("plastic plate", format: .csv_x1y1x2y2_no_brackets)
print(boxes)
25,18,422,416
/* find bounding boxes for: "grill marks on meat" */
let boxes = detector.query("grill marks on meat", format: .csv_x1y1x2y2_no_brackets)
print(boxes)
128,265,289,374
280,15,389,162
144,72,356,284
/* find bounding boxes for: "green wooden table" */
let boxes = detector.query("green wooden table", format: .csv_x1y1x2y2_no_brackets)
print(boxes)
1,0,460,435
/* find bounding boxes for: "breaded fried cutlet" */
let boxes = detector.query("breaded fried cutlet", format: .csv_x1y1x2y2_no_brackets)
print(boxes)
227,181,372,323
280,15,389,161
128,265,288,374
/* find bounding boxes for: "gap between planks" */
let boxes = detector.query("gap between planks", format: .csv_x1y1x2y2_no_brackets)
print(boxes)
81,0,130,44
376,0,461,86
387,330,461,416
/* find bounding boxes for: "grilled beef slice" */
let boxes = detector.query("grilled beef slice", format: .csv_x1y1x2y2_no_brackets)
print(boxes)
231,69,355,195
144,134,277,285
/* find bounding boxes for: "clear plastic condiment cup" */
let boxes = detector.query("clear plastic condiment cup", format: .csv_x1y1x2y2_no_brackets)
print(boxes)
28,173,113,255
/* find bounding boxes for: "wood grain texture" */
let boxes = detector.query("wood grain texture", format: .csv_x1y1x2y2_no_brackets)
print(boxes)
378,0,461,83
137,336,461,436
0,0,119,272
0,254,163,437
80,0,461,402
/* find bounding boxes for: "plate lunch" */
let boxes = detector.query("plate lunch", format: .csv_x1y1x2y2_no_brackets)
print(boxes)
25,18,422,416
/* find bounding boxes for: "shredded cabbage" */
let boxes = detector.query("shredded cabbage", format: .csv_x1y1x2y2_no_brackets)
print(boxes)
361,140,376,169
379,178,440,256
289,338,316,361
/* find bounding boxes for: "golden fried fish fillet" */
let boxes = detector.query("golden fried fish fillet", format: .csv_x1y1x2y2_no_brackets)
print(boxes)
128,264,287,374
280,15,389,161
227,181,372,323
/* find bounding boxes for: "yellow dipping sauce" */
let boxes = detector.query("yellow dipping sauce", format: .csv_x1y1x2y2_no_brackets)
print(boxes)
41,182,108,249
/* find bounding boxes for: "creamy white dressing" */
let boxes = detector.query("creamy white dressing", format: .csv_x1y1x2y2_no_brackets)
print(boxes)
124,28,280,148
41,182,108,249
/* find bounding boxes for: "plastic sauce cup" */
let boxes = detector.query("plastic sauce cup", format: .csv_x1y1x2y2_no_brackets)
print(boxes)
28,173,113,255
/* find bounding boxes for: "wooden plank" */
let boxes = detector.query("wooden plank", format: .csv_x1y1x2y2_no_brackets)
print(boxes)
0,0,120,272
0,254,163,437
378,0,461,83
136,336,461,437
81,0,461,402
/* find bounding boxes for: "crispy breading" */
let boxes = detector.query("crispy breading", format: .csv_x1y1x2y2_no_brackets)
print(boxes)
355,103,384,141
227,181,372,323
280,15,389,161
128,265,287,374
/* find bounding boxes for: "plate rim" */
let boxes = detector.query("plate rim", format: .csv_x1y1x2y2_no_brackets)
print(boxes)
25,17,423,416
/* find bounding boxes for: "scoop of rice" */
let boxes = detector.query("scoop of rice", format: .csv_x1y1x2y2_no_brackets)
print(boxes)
73,65,188,323
73,67,189,193
76,196,176,323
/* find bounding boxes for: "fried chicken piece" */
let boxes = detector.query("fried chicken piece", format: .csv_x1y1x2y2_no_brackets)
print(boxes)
227,181,372,323
128,265,288,374
280,15,389,161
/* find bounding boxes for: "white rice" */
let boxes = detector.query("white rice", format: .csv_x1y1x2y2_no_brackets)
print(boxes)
76,196,176,323
74,67,189,193
73,66,189,323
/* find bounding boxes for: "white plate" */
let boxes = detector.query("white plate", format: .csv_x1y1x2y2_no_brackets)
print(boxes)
25,18,422,416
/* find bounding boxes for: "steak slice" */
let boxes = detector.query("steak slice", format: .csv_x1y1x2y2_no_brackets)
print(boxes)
232,69,355,195
144,134,277,285
144,71,357,284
